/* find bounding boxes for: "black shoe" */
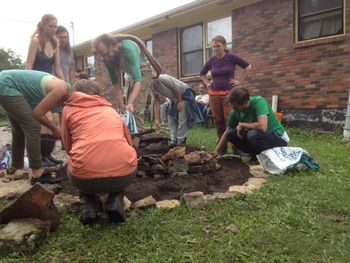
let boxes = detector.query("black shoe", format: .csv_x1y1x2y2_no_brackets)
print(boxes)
80,195,102,225
47,155,63,165
31,172,62,185
42,156,57,167
106,193,126,223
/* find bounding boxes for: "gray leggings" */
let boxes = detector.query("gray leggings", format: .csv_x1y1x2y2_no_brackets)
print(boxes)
67,169,136,195
0,96,41,169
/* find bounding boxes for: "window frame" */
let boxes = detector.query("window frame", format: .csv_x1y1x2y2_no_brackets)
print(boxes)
179,23,204,77
295,0,345,43
179,16,233,78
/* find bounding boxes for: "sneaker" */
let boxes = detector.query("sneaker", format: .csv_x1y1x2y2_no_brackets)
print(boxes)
80,194,102,225
42,156,57,167
106,193,126,223
31,172,62,185
47,155,63,165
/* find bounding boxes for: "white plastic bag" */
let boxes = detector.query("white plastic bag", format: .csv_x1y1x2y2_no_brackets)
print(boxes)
121,111,138,135
257,147,319,174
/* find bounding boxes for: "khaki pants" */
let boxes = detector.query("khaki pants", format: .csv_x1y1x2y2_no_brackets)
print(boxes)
127,70,152,132
0,96,41,169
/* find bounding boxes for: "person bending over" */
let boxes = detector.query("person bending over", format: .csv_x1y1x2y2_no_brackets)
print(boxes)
61,79,137,224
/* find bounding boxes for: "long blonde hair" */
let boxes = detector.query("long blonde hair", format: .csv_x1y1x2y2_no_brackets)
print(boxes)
92,33,162,79
32,14,59,50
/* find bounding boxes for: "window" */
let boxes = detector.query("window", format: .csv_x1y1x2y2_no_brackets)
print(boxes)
87,56,95,78
179,17,232,77
180,24,203,77
145,39,153,55
206,17,232,58
297,0,344,41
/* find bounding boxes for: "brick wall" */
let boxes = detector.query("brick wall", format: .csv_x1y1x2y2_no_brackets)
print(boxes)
152,28,179,78
232,0,350,112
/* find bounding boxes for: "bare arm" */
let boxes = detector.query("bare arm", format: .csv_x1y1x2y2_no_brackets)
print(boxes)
26,38,39,70
114,83,126,113
54,49,64,80
231,64,252,86
60,110,72,153
239,115,268,132
214,127,229,155
153,95,161,129
126,81,141,112
32,79,68,138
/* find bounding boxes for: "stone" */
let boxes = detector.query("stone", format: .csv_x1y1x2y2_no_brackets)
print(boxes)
3,169,29,181
142,155,159,164
156,199,181,209
137,170,147,178
0,184,61,230
153,174,165,180
144,141,169,152
41,183,63,194
53,193,80,209
206,192,237,200
249,166,268,178
123,196,132,211
0,169,6,177
161,146,186,162
0,218,50,256
244,178,267,192
140,131,170,143
168,158,189,173
184,151,213,165
228,185,249,195
131,196,157,209
0,179,32,199
226,224,240,233
188,164,210,173
137,161,150,171
169,171,188,178
215,163,222,170
181,191,206,207
150,164,167,174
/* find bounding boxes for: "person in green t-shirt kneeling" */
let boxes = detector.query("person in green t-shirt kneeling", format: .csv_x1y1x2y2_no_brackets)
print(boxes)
214,87,289,160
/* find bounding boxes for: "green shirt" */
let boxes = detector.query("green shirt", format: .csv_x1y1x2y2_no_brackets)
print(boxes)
227,96,285,135
106,39,150,85
0,70,51,109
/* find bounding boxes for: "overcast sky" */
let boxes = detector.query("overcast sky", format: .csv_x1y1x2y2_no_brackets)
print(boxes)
0,0,195,61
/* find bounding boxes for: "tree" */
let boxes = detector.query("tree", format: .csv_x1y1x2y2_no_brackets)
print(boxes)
0,48,23,71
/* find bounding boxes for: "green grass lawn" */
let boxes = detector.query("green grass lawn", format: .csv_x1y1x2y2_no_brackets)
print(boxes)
1,127,350,262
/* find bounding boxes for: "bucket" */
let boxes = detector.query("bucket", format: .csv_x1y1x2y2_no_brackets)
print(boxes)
275,112,283,121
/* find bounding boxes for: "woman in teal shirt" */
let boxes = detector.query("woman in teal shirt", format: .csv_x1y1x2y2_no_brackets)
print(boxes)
0,69,71,182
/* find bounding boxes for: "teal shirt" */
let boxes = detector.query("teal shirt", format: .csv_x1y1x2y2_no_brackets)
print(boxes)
106,39,150,85
227,96,285,135
0,70,51,109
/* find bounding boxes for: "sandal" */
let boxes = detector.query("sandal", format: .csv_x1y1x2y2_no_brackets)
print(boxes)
6,167,18,175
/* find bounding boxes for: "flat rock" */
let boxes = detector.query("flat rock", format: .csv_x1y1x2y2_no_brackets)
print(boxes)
53,193,80,208
123,196,132,211
0,184,61,230
161,146,186,162
156,199,180,209
0,218,50,256
244,178,266,191
0,179,32,199
228,185,250,195
206,192,237,200
181,191,206,207
140,131,170,143
131,196,156,209
168,158,189,173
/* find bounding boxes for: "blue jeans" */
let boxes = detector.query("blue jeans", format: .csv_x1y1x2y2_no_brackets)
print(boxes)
226,128,287,156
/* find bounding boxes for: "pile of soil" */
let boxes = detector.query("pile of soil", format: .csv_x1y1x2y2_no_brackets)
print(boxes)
58,156,252,202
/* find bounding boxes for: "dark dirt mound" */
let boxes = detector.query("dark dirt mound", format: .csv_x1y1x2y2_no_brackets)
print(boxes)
58,157,252,202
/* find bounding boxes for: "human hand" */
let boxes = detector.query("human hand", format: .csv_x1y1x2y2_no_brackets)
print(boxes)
126,103,135,112
207,80,213,88
212,149,219,157
230,79,240,87
177,101,183,112
236,124,244,140
53,128,62,140
119,103,126,114
155,121,161,130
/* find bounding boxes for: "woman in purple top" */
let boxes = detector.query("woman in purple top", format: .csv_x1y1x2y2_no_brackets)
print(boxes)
200,35,251,154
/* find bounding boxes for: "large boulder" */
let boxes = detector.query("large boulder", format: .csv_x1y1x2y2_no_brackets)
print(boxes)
0,184,61,230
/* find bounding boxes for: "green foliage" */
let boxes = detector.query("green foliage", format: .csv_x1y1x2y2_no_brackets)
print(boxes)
1,128,349,262
0,48,23,72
